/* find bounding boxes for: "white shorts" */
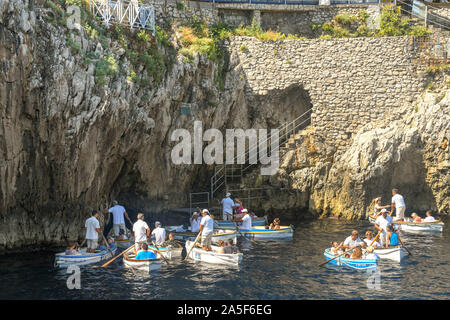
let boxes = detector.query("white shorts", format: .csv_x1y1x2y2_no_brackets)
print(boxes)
87,239,98,250
396,207,405,219
201,232,213,247
223,212,233,221
113,223,126,236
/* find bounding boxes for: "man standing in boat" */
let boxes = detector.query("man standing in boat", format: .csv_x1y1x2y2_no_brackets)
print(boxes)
234,209,252,230
221,192,236,221
133,213,151,253
107,200,132,237
151,221,166,246
375,209,392,247
85,210,102,253
199,209,214,251
391,189,406,220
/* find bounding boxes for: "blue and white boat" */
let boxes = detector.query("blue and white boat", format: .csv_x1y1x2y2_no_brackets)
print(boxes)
323,248,377,270
54,246,117,267
224,225,295,240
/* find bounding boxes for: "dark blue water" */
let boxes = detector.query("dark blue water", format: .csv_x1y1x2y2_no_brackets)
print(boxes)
1,217,450,299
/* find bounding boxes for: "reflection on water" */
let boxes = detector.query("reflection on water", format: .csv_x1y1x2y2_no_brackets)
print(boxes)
1,217,450,299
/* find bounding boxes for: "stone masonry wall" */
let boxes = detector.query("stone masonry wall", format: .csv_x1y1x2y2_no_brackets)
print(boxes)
226,36,427,151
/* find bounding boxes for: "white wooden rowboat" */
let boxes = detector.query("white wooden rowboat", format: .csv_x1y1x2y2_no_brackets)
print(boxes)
123,251,162,271
373,246,405,263
393,220,444,233
147,244,183,260
185,240,243,266
214,216,268,228
166,227,238,244
222,225,295,240
54,246,117,267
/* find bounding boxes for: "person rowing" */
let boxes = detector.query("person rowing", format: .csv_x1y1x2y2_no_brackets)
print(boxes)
373,197,390,216
106,200,132,237
375,209,392,247
85,210,102,253
235,209,252,230
199,209,214,251
391,188,406,221
133,213,151,254
151,221,166,246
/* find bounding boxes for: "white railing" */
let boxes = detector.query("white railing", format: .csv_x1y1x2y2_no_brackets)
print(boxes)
90,0,155,34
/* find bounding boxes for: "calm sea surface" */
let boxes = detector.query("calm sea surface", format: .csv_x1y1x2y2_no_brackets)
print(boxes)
1,217,450,299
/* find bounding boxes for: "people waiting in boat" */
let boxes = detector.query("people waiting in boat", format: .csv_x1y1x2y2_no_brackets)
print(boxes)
269,218,281,230
351,246,363,259
363,230,381,248
375,209,392,247
116,229,128,240
224,239,239,254
216,240,226,254
249,211,258,219
151,221,166,246
410,212,422,223
199,209,214,251
135,243,157,260
343,230,363,250
65,242,81,255
234,199,244,219
424,210,436,222
330,241,343,255
162,232,181,248
386,225,403,248
363,246,379,260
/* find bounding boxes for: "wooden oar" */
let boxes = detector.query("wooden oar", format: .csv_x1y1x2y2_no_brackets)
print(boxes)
151,241,170,265
319,247,356,267
370,231,381,247
102,243,134,267
183,230,202,261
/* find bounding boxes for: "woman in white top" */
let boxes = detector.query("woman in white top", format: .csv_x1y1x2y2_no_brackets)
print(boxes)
424,210,436,222
363,230,381,248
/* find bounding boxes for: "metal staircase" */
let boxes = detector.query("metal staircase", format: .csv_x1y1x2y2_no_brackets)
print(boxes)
209,108,313,199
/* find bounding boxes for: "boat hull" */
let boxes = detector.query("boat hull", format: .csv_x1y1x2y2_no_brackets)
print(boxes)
214,216,267,228
323,248,377,270
394,221,444,233
147,245,183,260
54,247,117,267
123,252,162,271
185,241,242,266
223,226,295,240
114,239,133,248
168,229,238,244
374,246,405,262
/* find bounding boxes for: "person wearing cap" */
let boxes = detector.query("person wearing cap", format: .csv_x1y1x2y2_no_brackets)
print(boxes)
107,200,131,237
151,221,166,246
235,209,252,230
199,209,214,251
133,213,150,253
190,212,201,233
391,189,406,221
221,192,236,221
85,210,102,253
375,209,392,247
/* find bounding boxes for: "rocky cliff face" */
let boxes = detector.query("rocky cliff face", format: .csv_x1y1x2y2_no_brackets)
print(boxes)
0,0,304,251
269,84,449,219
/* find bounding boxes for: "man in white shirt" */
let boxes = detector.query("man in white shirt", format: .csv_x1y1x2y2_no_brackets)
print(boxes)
107,200,131,237
375,209,392,247
391,189,406,220
424,210,436,222
237,209,252,230
342,230,363,250
191,212,200,233
199,209,214,251
151,221,166,246
221,193,236,221
85,210,102,253
133,213,150,252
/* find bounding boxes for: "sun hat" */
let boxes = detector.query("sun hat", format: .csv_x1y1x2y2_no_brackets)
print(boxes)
155,221,161,227
202,209,209,214
242,209,248,213
226,192,231,197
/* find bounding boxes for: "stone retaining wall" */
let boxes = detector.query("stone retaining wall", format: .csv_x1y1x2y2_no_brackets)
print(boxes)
227,36,427,150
